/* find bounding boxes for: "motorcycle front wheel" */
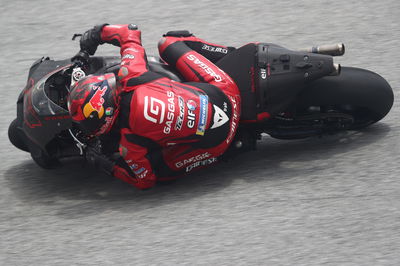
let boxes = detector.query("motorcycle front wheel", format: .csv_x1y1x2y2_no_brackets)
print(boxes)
8,118,29,152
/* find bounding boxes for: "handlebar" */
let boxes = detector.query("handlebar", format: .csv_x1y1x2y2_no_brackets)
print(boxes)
71,50,90,68
71,33,89,67
84,141,116,175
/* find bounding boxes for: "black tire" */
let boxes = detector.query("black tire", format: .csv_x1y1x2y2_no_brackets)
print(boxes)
295,67,394,129
9,116,61,169
8,118,29,152
29,144,61,169
30,151,61,169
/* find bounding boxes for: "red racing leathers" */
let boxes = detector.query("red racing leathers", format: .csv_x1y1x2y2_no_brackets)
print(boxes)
99,25,240,189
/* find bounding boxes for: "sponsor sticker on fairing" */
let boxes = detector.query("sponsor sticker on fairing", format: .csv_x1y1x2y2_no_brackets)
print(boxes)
196,95,208,136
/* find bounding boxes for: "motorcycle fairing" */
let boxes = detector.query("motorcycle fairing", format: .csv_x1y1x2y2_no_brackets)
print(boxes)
217,43,336,118
22,57,72,149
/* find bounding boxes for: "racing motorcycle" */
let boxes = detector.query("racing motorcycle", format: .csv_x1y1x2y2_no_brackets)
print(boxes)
8,39,394,169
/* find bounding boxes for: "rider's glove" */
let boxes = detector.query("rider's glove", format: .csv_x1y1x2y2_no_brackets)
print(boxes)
85,146,115,175
80,23,109,55
71,50,90,68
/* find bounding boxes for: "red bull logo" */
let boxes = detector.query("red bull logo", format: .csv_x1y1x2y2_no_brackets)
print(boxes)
83,85,107,118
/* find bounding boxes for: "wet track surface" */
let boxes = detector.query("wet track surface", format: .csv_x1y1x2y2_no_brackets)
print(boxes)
1,1,399,265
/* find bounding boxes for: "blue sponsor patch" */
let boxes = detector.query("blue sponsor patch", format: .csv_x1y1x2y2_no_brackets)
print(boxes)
196,95,208,136
134,167,146,175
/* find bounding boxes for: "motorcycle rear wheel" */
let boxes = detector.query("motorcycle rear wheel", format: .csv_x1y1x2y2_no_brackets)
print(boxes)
266,67,393,139
295,66,393,129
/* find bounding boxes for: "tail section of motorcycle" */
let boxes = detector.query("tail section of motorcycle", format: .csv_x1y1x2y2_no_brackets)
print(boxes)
217,41,393,147
218,42,339,119
255,43,339,117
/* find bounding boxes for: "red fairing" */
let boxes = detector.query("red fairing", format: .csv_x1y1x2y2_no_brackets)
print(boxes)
100,25,240,189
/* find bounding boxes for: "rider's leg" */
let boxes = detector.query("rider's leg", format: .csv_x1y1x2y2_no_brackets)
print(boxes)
159,31,235,63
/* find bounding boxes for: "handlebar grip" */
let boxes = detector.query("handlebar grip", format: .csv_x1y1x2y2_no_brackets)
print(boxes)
85,146,115,175
71,50,90,67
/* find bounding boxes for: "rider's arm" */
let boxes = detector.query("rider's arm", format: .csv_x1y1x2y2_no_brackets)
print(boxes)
79,24,158,189
112,128,157,190
99,24,159,189
100,24,150,88
79,23,151,88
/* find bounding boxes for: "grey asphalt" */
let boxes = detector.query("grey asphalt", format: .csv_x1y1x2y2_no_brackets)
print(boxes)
1,0,399,265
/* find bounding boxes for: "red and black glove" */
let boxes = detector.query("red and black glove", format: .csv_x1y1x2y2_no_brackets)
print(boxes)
85,146,116,175
79,23,109,55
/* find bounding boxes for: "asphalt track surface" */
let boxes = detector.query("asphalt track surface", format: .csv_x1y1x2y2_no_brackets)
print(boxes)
1,1,399,265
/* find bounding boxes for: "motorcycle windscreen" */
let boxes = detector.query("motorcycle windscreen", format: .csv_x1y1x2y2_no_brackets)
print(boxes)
31,76,69,115
23,65,72,149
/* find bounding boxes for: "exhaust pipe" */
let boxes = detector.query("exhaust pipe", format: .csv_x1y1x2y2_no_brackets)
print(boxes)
299,43,345,56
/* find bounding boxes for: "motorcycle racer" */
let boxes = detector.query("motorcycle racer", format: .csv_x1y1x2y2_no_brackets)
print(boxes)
68,24,241,189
